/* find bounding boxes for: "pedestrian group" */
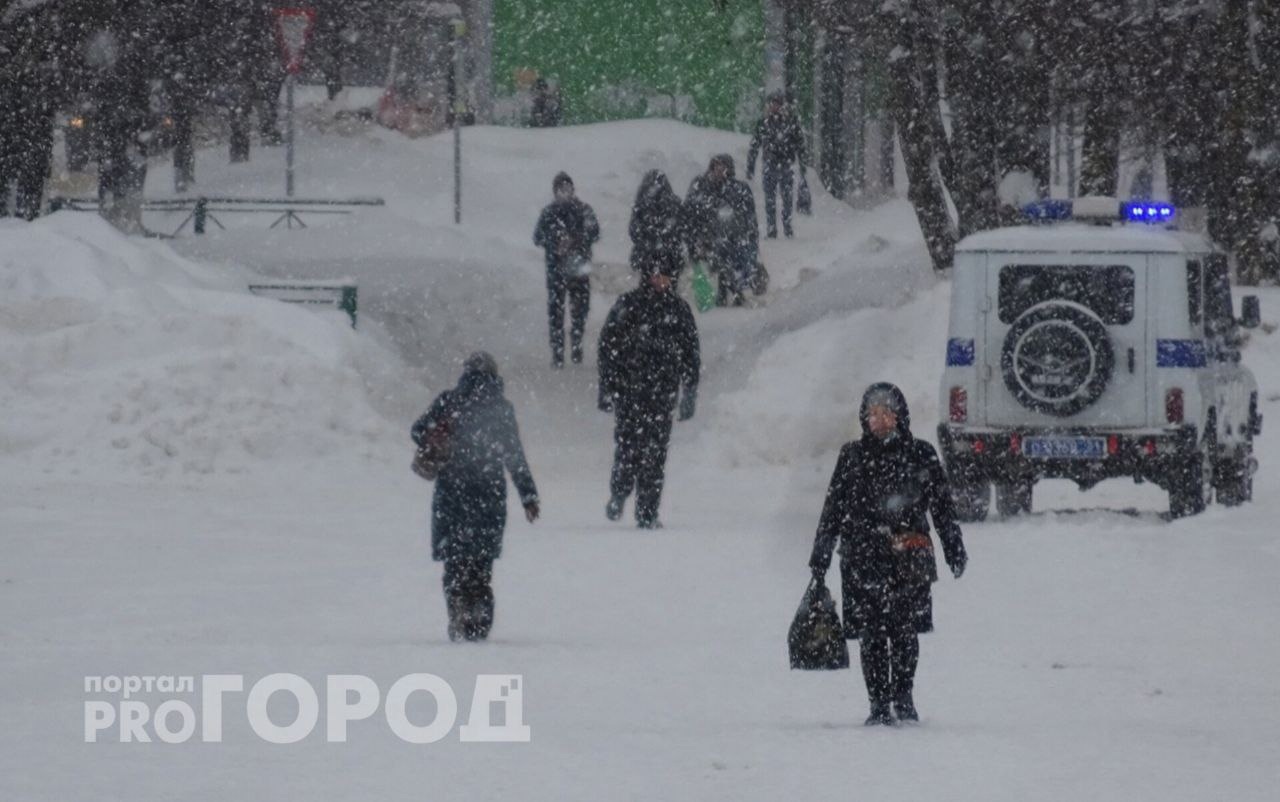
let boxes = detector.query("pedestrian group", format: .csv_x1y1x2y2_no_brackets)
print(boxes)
410,94,967,727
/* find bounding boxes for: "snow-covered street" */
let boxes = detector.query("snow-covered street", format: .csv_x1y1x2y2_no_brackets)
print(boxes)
4,116,1280,800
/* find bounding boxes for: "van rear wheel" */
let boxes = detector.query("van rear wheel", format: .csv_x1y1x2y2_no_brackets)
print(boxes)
996,480,1034,518
951,481,991,522
1214,453,1253,507
1168,450,1210,519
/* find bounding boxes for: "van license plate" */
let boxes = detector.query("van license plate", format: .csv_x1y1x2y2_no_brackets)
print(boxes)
1022,437,1106,459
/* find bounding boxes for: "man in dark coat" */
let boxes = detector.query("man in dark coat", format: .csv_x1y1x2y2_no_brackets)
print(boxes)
534,172,600,367
598,260,700,529
684,155,759,306
529,78,563,127
412,352,540,641
810,383,968,725
628,169,686,276
746,91,806,239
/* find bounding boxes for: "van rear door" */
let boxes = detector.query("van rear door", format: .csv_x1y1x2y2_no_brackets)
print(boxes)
983,255,1148,428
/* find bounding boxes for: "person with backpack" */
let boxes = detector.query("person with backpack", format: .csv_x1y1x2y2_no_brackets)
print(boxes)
534,172,600,367
684,154,760,306
808,383,968,725
746,90,807,239
411,352,540,641
598,259,700,529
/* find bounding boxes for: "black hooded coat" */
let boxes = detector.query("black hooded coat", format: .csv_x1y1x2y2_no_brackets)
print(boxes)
412,367,538,562
628,169,686,275
809,383,966,636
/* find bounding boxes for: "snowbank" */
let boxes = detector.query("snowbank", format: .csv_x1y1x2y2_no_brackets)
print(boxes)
145,118,876,390
0,214,407,477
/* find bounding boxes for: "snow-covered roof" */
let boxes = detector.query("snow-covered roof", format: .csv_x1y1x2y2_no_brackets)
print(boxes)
957,223,1212,255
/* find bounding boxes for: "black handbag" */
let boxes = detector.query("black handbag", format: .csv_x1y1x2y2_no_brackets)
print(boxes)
788,578,850,670
796,174,812,216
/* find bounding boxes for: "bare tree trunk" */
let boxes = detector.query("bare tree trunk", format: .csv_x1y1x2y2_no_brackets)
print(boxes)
1209,0,1266,284
1078,101,1119,197
941,1,999,237
881,0,954,272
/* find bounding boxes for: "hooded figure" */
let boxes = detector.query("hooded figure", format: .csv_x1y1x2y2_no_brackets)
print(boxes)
534,172,600,366
412,352,540,641
628,169,687,278
684,154,760,305
809,382,967,725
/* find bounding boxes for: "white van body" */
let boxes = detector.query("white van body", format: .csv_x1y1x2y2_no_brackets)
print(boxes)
938,207,1260,519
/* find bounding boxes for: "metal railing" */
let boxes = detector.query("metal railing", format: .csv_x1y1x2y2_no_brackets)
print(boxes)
48,195,386,236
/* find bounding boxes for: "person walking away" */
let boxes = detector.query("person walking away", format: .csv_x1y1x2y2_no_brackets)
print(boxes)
534,172,600,367
628,169,687,277
746,91,806,239
598,261,700,528
412,352,540,641
808,383,967,725
529,78,563,127
685,155,759,306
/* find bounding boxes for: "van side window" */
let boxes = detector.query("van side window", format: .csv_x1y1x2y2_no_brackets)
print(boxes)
1204,253,1235,340
1186,259,1202,326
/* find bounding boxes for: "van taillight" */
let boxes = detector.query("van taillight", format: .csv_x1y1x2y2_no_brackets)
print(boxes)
949,387,968,423
1165,388,1184,423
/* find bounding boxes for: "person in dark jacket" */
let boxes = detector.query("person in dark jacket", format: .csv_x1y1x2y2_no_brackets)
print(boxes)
684,154,760,306
529,78,563,128
746,91,806,239
809,383,968,725
598,258,700,528
412,352,540,641
534,172,600,367
628,169,686,277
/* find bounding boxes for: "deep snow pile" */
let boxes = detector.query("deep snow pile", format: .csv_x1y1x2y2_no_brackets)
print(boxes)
0,214,406,477
144,112,869,391
136,112,947,478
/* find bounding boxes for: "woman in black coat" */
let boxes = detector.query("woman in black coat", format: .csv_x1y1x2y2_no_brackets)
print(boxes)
412,352,540,641
628,169,686,276
809,383,967,725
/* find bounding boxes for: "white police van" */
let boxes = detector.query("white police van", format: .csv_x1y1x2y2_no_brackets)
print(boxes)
938,197,1262,519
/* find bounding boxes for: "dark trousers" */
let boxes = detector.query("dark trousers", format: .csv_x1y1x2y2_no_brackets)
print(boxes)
547,272,590,364
844,565,922,704
442,556,495,640
712,243,756,305
762,162,794,236
609,401,674,525
860,630,920,705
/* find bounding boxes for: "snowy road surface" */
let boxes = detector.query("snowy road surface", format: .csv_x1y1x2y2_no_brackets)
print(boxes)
3,115,1279,800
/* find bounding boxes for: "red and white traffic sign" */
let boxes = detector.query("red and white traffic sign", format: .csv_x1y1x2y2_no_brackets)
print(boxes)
273,7,316,75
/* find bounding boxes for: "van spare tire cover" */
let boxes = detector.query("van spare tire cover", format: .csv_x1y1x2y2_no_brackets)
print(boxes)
1001,301,1114,417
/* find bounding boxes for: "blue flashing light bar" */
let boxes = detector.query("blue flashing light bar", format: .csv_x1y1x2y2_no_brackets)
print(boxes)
1122,200,1175,223
1022,199,1074,223
1022,198,1177,225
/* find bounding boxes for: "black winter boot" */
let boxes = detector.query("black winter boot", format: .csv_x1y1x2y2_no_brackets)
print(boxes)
466,587,495,641
894,692,919,722
864,702,894,726
446,593,465,642
891,634,921,721
606,496,624,521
